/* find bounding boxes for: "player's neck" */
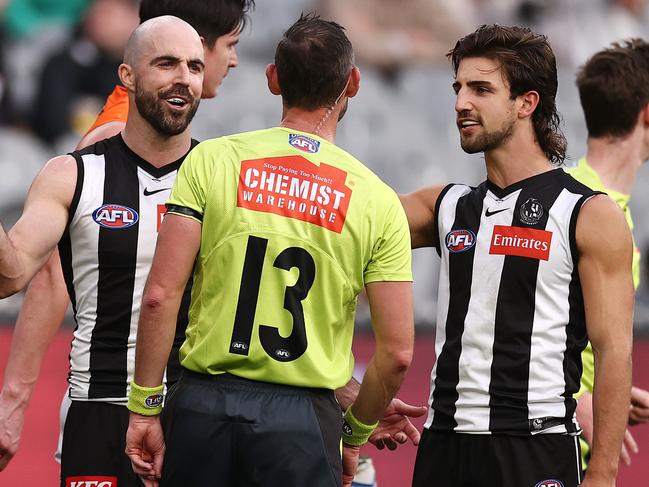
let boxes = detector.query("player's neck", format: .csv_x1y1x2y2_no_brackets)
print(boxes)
122,117,193,168
586,132,644,195
279,107,339,143
484,132,555,189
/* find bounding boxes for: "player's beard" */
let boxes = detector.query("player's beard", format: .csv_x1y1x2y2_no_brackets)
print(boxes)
460,116,515,154
135,83,200,136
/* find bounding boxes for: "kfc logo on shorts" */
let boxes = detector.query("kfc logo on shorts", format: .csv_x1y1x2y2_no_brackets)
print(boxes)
490,225,552,261
535,480,564,487
445,229,476,253
66,476,117,487
92,204,138,229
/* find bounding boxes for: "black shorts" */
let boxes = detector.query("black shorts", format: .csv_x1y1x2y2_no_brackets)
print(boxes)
60,400,143,487
412,428,582,487
161,371,342,487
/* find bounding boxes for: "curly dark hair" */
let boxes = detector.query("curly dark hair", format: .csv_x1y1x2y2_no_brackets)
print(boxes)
448,24,567,165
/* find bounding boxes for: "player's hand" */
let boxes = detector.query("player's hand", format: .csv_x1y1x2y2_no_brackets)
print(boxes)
342,444,361,487
575,391,639,466
369,398,427,450
629,386,649,425
0,390,27,471
580,477,616,487
125,413,165,487
619,427,638,466
576,391,594,445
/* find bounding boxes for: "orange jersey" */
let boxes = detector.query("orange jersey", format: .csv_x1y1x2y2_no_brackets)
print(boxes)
85,85,129,134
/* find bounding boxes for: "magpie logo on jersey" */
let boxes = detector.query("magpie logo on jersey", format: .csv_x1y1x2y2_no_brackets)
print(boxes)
237,155,352,233
66,476,117,487
92,204,139,229
535,480,564,487
520,198,544,225
289,133,320,153
445,229,476,253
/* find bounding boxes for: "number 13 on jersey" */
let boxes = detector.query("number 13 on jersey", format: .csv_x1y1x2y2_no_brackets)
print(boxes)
229,235,316,363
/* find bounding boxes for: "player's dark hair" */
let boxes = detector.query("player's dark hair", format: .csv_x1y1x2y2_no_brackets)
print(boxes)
577,38,649,139
139,0,254,48
448,24,567,165
275,12,354,111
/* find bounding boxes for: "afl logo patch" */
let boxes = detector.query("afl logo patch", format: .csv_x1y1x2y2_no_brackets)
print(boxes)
535,481,564,487
145,394,163,408
289,133,320,153
445,229,476,253
520,198,544,225
92,204,139,229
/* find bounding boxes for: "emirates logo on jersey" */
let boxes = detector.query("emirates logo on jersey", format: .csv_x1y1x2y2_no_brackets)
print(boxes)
489,225,552,260
237,155,352,233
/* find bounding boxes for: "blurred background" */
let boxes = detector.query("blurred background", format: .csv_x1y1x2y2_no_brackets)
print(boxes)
2,0,649,328
2,0,649,485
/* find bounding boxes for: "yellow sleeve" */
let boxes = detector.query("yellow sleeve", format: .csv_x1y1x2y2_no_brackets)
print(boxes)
167,142,218,219
577,342,595,398
364,190,413,284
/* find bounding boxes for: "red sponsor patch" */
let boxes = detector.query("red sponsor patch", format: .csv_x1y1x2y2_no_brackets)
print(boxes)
66,476,117,487
237,155,352,233
157,203,166,232
489,225,552,261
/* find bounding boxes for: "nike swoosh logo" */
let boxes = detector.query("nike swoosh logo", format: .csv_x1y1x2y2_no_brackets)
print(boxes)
143,187,172,196
485,208,508,217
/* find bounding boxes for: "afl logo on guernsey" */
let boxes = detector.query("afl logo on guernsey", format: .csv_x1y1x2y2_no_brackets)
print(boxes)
535,481,564,487
289,133,320,153
92,204,139,229
445,229,476,253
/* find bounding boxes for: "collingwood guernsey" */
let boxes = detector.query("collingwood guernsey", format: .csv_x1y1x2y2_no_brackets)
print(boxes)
59,134,196,403
428,169,600,435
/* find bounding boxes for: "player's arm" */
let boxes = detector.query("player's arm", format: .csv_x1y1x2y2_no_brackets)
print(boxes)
577,195,634,485
0,250,69,470
399,185,445,248
126,213,201,483
75,121,125,150
0,156,75,297
342,281,414,486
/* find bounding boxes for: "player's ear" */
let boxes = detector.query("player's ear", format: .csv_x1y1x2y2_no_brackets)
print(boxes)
266,64,281,95
345,66,360,99
518,90,539,119
119,63,136,92
642,103,649,127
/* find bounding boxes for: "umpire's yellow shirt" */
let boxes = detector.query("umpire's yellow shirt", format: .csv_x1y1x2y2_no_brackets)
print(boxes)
167,127,412,390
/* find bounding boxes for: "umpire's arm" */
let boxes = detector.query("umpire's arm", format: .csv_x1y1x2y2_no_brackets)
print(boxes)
126,213,201,484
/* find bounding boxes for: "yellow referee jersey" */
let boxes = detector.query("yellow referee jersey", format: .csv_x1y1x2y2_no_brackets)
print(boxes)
167,127,412,390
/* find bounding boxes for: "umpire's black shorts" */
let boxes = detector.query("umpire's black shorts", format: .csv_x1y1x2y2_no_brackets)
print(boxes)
160,371,342,487
412,428,582,487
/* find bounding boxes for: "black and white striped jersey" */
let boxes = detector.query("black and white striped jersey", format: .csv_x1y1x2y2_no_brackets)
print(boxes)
59,134,197,404
427,169,600,435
